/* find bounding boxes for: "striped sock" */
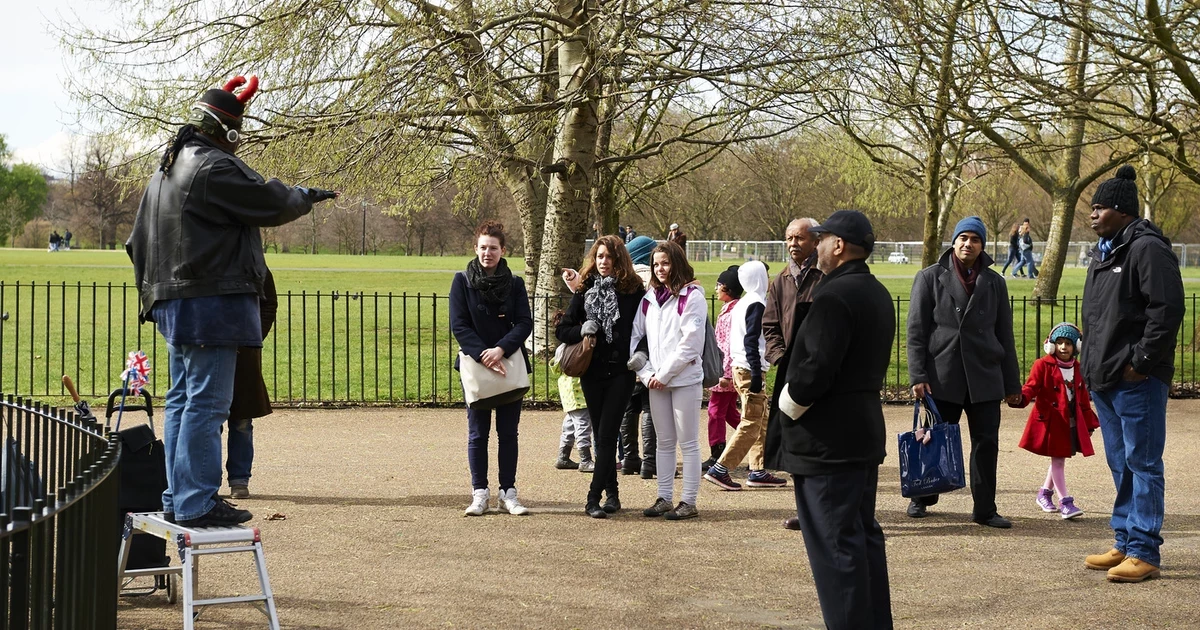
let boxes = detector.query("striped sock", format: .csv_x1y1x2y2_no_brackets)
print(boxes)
710,463,728,476
747,470,765,480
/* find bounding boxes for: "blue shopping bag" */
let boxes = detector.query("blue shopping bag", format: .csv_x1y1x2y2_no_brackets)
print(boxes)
898,396,966,498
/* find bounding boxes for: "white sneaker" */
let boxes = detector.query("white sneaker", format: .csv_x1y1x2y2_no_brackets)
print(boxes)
499,488,530,516
464,488,490,516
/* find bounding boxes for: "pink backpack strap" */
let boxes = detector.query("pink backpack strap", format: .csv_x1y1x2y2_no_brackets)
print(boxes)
677,284,699,316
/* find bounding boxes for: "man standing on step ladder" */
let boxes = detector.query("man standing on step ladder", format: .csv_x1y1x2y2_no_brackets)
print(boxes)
127,75,337,528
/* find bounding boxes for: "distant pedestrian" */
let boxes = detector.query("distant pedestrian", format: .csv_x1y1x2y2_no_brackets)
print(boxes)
1011,322,1099,520
63,230,73,250
667,223,687,250
1001,223,1022,276
1013,219,1038,279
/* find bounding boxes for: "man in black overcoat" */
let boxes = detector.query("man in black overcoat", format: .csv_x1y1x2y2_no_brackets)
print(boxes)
776,210,894,630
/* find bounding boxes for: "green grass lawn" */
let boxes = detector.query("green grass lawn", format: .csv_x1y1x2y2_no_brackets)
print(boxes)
2,248,1199,405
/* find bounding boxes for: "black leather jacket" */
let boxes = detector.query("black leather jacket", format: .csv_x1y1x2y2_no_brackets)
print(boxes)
126,136,312,321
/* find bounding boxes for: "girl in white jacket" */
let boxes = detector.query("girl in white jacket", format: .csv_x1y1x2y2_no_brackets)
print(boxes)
630,241,706,520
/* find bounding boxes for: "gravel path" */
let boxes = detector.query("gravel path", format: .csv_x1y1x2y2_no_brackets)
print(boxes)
116,402,1200,629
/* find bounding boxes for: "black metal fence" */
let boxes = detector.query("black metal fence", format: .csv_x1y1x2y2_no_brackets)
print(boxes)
1,281,1198,404
1,394,121,629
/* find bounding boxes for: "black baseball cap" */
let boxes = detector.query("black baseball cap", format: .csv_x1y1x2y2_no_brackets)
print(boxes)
810,210,876,254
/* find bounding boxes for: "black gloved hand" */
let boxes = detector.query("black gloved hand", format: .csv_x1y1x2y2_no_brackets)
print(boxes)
750,372,763,394
306,187,339,203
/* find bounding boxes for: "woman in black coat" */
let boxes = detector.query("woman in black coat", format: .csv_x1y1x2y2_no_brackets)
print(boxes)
556,235,645,518
1001,223,1022,277
450,221,533,517
225,268,276,499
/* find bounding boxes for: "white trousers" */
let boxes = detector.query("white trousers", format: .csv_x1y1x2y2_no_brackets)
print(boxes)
648,383,702,505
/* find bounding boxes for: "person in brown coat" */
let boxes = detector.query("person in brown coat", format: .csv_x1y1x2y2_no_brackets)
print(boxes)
762,218,823,530
225,269,277,499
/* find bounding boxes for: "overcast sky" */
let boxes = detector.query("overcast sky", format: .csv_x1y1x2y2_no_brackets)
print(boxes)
1,0,109,172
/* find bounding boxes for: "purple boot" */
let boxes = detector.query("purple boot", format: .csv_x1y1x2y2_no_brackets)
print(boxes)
1036,488,1057,513
1060,496,1083,520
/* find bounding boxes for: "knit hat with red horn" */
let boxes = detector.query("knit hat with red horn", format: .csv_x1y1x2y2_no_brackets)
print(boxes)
194,75,259,129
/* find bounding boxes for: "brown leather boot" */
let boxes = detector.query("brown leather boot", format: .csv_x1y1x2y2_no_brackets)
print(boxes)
1107,558,1161,583
1084,548,1126,570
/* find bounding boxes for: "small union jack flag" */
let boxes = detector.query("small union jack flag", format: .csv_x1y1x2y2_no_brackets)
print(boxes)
122,350,152,396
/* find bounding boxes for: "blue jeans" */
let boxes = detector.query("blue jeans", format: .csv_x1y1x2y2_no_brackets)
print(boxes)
467,401,522,491
163,343,238,521
1090,377,1168,566
226,418,254,486
1014,250,1038,278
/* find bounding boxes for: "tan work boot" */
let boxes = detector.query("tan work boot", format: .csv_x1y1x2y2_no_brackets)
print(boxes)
1084,548,1126,570
1107,558,1161,583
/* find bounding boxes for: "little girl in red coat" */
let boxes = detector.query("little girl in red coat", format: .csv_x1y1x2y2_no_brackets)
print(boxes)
1012,322,1100,519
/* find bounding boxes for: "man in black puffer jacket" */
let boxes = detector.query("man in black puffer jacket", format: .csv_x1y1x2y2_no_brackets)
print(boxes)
126,76,337,528
1081,165,1184,584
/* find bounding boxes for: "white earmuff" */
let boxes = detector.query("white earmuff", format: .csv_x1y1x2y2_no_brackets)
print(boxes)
1044,340,1055,355
196,107,241,143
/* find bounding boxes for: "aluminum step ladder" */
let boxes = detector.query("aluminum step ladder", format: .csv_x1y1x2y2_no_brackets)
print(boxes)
118,512,280,630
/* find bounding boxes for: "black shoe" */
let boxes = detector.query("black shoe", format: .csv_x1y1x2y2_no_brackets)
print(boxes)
178,497,252,528
585,502,608,519
974,514,1012,529
163,512,175,524
783,516,801,531
906,500,928,518
603,496,621,514
621,460,641,475
641,463,655,479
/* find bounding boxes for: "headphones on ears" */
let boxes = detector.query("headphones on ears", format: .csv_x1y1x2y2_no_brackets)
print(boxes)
194,106,241,144
1044,324,1083,355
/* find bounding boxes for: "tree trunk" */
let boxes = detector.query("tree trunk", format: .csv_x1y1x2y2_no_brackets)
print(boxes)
1033,191,1080,300
919,0,965,269
531,0,599,353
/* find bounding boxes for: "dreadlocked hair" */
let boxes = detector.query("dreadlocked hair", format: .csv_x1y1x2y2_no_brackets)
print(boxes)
159,125,200,174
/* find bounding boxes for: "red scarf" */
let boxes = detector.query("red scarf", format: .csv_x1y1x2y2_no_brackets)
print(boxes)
951,255,983,296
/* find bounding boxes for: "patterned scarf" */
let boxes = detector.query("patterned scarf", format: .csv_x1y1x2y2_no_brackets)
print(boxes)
466,257,512,306
585,276,620,343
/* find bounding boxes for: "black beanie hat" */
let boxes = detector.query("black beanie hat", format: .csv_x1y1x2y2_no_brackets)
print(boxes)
717,265,743,298
1091,165,1139,216
194,76,259,129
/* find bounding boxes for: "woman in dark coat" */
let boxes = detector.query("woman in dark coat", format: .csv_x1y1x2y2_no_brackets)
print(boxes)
556,235,645,518
1001,223,1022,277
450,221,533,517
226,268,276,499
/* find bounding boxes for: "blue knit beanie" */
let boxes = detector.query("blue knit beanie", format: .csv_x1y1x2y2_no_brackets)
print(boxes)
626,236,656,266
953,216,987,246
1047,322,1082,355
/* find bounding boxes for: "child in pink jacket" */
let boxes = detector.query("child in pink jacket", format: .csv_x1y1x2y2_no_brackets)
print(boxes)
705,266,743,471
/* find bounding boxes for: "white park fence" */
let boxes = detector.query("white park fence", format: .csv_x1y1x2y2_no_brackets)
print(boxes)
674,240,1200,268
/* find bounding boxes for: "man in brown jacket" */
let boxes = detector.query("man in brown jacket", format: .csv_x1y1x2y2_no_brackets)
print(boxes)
763,218,823,366
763,218,823,530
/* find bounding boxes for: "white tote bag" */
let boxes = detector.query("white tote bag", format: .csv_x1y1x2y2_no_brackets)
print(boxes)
458,351,530,410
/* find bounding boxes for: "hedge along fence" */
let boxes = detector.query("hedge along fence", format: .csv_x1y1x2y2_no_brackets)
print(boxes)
0,281,1198,405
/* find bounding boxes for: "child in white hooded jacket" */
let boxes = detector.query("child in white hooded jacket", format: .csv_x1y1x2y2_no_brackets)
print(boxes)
630,241,706,520
704,260,789,490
